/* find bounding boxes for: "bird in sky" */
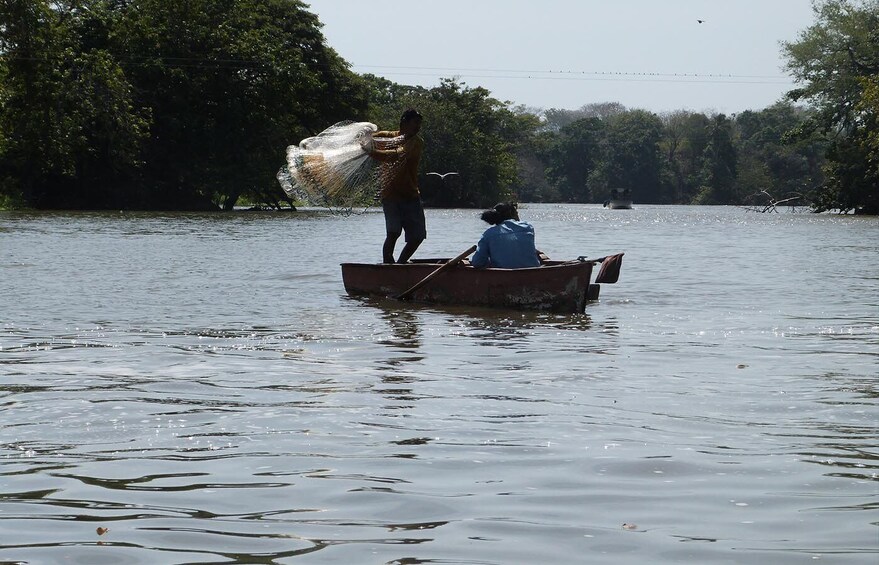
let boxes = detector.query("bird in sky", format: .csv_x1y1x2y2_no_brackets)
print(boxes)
426,172,459,179
697,19,705,24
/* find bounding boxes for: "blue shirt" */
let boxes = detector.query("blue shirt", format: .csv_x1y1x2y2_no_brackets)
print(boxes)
471,220,541,269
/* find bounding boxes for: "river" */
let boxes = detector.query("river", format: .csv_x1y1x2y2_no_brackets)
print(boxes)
1,204,877,564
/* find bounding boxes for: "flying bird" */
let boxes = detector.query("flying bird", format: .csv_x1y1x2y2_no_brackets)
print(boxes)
697,19,705,24
426,172,459,179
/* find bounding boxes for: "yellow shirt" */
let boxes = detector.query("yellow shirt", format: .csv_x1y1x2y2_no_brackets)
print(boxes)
370,130,424,201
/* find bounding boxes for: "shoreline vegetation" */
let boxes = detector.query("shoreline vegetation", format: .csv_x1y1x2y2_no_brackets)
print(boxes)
0,0,876,215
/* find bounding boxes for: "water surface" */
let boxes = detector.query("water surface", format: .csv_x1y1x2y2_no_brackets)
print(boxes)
1,205,877,563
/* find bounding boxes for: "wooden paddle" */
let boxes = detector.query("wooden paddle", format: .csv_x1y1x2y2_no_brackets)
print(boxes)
595,253,624,283
577,253,624,283
396,245,477,300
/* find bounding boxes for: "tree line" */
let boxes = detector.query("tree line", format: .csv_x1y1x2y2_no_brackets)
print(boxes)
1,0,876,214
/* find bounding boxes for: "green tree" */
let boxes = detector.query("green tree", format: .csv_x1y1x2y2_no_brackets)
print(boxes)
366,78,526,208
782,0,879,213
113,0,368,210
597,109,665,203
513,117,557,203
859,75,879,162
659,111,711,203
501,104,548,202
362,73,426,127
0,1,148,208
541,102,626,133
0,0,367,210
694,114,738,204
542,117,606,202
734,102,826,202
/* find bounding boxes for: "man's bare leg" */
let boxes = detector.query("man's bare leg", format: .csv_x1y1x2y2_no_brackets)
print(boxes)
397,239,423,264
383,232,401,264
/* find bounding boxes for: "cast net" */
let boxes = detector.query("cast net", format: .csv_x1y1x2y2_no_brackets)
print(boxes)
277,121,390,215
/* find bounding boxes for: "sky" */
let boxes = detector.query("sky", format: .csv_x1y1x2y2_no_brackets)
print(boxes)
303,0,819,115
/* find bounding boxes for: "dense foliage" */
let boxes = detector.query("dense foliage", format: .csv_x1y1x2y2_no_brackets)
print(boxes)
782,0,879,214
0,0,871,212
533,103,825,206
363,76,537,208
0,0,367,210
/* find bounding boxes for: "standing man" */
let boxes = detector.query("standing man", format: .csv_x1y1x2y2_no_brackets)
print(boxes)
364,109,425,264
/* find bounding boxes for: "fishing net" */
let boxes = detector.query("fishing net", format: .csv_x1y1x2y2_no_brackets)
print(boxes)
277,121,390,215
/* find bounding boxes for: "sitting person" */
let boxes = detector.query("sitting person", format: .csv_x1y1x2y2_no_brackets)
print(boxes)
471,202,541,269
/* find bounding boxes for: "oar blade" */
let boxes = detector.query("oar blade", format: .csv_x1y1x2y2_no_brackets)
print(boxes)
595,253,624,284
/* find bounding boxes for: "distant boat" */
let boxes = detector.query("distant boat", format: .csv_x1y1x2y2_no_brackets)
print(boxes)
604,188,633,209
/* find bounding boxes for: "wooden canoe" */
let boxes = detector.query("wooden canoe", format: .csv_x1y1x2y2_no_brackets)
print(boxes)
340,259,603,313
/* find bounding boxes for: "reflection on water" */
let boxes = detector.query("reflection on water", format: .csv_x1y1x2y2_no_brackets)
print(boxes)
376,301,423,353
1,206,877,563
357,295,602,349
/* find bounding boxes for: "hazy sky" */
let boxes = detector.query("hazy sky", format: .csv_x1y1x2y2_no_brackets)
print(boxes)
304,0,818,115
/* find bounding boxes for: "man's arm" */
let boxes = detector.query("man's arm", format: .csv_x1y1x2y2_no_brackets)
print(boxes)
367,136,417,163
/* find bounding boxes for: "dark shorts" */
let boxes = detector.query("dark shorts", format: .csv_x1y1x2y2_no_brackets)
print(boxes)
382,198,426,242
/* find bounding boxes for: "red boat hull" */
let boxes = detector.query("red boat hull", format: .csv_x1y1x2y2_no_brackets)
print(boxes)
340,260,599,313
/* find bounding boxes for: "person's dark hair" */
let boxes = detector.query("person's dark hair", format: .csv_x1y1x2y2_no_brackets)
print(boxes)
480,202,519,225
400,108,423,124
